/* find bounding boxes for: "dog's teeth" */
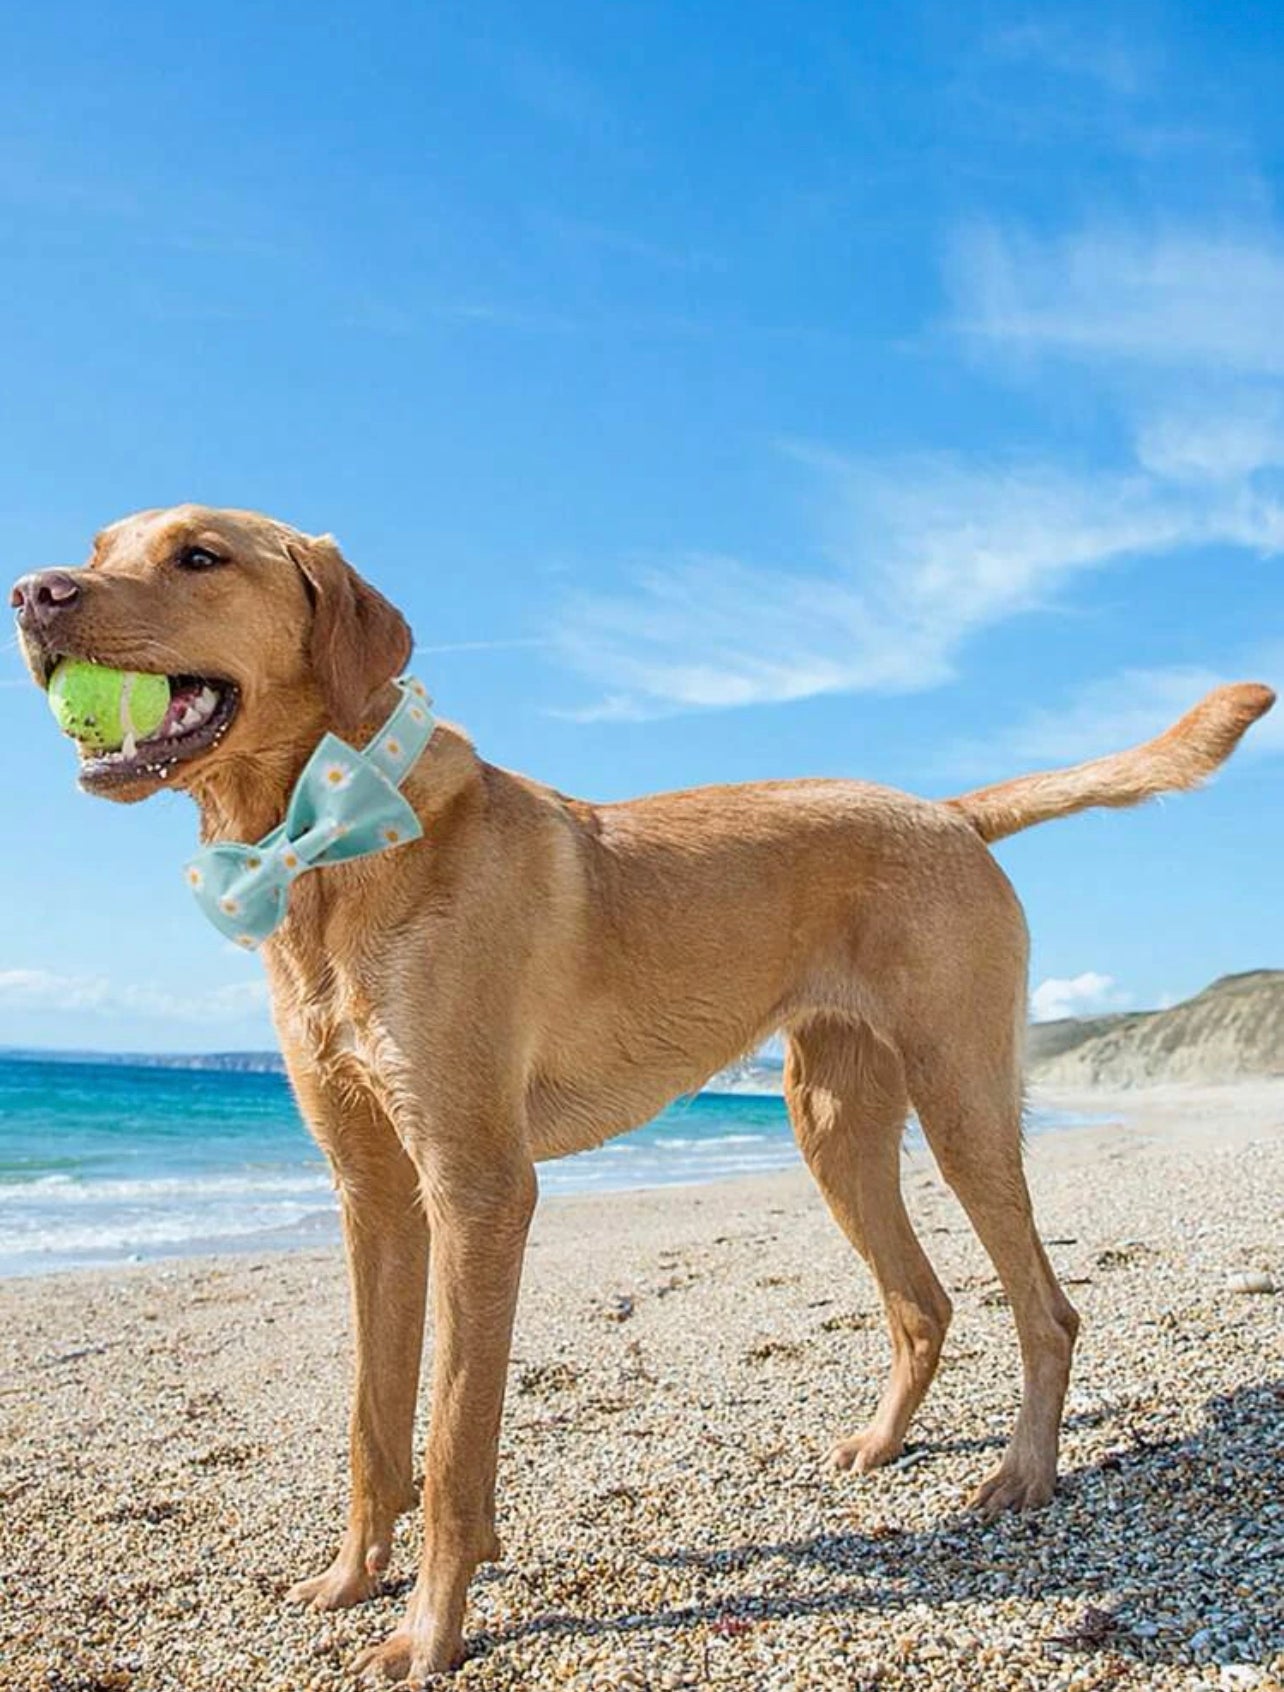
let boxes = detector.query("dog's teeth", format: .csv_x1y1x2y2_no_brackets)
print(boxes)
198,686,217,711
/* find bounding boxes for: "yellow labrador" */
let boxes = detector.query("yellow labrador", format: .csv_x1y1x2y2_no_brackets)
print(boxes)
12,506,1274,1681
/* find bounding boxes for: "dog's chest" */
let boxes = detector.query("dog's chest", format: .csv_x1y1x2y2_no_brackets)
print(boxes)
327,1018,363,1062
312,1011,395,1087
270,951,398,1098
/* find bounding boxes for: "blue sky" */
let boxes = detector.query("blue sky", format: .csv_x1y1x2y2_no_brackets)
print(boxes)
1,0,1280,1052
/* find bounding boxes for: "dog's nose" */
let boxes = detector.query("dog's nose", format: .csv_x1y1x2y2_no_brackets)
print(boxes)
10,570,81,633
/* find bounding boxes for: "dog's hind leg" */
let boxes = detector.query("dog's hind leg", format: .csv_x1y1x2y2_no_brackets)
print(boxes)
905,1040,1080,1519
785,1017,953,1473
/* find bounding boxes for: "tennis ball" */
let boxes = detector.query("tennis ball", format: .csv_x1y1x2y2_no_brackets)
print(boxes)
47,660,171,752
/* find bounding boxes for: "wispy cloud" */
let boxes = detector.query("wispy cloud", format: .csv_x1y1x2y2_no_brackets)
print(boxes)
952,222,1284,375
548,202,1284,722
0,969,269,1023
943,218,1284,766
416,636,553,655
986,20,1146,97
551,451,1284,721
1031,971,1131,1022
1135,395,1284,482
531,209,710,274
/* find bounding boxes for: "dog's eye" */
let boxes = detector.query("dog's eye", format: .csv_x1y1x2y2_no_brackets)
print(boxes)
176,545,224,571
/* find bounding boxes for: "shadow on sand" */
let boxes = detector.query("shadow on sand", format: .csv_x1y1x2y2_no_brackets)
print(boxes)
467,1379,1283,1674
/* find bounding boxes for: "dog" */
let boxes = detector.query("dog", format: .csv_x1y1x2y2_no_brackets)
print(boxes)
13,505,1275,1682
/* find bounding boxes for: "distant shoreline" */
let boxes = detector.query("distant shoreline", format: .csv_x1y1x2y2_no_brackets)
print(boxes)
0,1043,788,1091
0,1045,291,1074
6,965,1281,1092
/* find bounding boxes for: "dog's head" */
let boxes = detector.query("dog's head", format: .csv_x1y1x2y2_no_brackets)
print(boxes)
11,505,412,804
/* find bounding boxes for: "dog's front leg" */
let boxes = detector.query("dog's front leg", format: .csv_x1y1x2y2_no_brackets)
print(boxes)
355,1143,537,1682
285,1070,430,1611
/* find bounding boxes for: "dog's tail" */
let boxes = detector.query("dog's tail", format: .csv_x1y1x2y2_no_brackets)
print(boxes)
945,682,1275,845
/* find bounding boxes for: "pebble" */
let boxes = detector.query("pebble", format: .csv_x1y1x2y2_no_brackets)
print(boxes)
1225,1272,1276,1295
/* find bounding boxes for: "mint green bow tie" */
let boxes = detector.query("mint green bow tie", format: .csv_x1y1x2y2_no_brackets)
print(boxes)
185,678,435,949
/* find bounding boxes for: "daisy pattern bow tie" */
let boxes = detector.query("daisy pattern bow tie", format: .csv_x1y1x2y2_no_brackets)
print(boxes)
185,677,435,949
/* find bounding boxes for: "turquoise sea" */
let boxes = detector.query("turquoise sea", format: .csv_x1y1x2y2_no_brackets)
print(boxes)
0,1054,1094,1277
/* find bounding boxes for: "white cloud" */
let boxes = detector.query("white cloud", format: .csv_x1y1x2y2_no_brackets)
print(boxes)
951,222,1284,375
551,452,1284,721
0,968,269,1024
1135,397,1284,482
550,212,1284,722
416,636,553,655
1031,972,1130,1022
986,21,1144,96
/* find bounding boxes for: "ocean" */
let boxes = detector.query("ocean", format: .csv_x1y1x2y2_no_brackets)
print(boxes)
0,1054,1094,1277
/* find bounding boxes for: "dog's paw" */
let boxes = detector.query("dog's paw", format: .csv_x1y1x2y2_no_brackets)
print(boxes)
354,1624,465,1683
286,1549,386,1611
829,1424,904,1474
967,1456,1056,1519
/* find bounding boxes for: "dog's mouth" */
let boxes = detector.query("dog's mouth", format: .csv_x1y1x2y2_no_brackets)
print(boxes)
78,674,240,790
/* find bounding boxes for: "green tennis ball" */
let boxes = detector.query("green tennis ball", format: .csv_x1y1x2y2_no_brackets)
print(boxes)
47,660,171,752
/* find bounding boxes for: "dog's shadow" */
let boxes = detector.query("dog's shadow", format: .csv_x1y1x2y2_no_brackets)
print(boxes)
465,1379,1283,1671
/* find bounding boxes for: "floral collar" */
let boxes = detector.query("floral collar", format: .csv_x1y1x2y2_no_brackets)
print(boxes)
184,678,435,949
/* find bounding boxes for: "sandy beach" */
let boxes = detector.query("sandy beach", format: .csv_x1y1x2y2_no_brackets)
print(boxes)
2,1084,1281,1691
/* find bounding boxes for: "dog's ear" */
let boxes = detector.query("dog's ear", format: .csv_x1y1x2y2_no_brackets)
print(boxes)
288,534,413,732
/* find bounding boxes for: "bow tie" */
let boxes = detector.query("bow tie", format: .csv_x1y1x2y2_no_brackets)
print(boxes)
185,677,435,949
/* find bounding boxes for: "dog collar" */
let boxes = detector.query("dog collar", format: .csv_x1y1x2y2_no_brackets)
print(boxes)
184,677,435,949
